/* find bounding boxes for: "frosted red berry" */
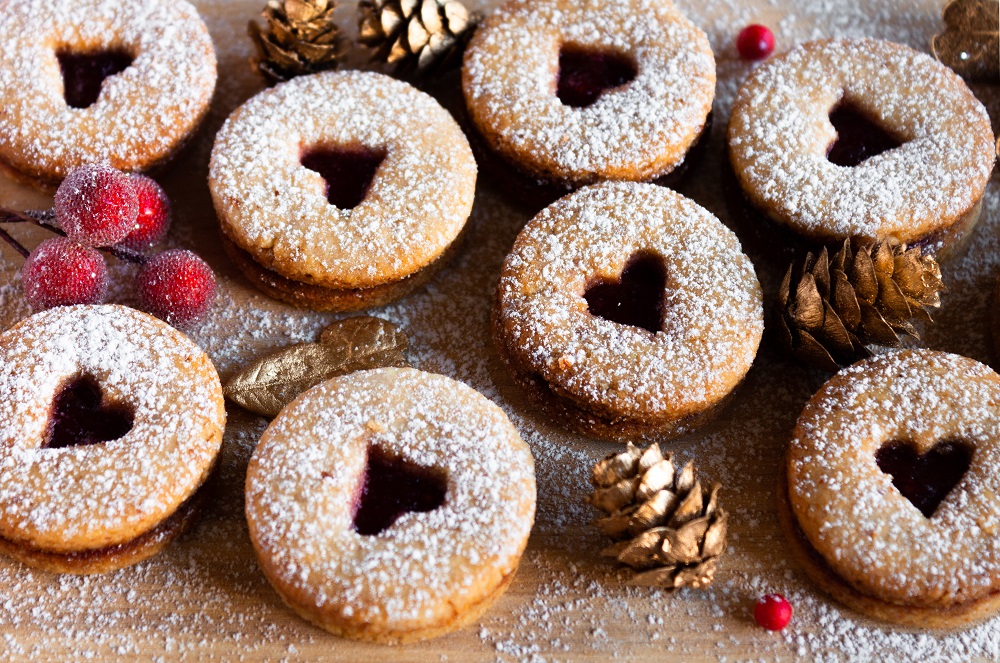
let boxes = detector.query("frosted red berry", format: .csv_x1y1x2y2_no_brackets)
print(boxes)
754,593,792,631
54,164,138,247
737,24,775,61
119,174,171,251
137,249,216,326
22,237,108,310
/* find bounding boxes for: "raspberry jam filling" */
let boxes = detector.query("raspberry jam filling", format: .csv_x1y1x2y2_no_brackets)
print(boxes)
557,46,637,108
827,104,902,167
584,252,667,334
300,147,385,210
351,447,448,536
57,50,134,110
44,375,135,449
875,440,972,518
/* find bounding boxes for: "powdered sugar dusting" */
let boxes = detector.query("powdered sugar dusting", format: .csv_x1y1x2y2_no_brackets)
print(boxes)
246,368,534,629
0,0,217,181
729,38,995,243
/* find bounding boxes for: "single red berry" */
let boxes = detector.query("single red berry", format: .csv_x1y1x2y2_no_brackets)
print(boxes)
754,593,792,631
54,164,138,247
119,174,171,251
22,237,108,310
137,249,216,326
737,24,775,61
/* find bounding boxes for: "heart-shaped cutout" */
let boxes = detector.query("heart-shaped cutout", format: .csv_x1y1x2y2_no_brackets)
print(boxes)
351,447,447,536
827,104,902,167
57,50,134,109
300,146,386,210
584,252,667,334
557,46,637,108
875,440,972,518
45,375,134,449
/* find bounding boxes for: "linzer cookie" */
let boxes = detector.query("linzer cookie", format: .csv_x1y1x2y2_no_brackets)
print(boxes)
0,0,217,189
245,368,536,643
728,38,995,261
462,0,715,193
780,350,1000,627
0,305,225,574
209,70,477,311
493,181,763,443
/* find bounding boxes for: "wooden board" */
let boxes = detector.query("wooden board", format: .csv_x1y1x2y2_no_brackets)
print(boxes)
2,0,1000,660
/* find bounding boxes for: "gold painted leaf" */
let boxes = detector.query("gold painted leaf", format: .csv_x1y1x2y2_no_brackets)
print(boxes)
224,316,410,417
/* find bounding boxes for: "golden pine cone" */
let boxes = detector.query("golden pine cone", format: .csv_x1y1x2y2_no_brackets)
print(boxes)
932,0,999,83
249,0,345,84
587,443,727,590
777,238,945,371
357,0,477,76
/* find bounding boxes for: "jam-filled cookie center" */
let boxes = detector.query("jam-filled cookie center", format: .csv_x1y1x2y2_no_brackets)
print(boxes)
56,49,134,110
44,375,135,449
556,45,637,108
827,104,903,167
584,252,667,334
351,447,448,536
300,146,386,210
875,439,972,518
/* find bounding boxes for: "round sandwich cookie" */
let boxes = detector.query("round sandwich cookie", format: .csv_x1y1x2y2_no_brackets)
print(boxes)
781,350,1000,627
0,0,217,189
210,70,477,312
0,305,225,574
245,367,536,643
729,39,995,261
462,0,715,195
493,181,763,443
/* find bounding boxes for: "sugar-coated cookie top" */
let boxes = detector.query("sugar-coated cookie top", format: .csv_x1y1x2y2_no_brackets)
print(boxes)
0,305,225,552
245,368,535,627
729,39,995,243
210,70,477,290
495,181,763,421
0,0,217,182
789,350,1000,607
463,0,715,184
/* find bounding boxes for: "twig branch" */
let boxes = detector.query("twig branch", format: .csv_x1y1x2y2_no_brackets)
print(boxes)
0,206,148,265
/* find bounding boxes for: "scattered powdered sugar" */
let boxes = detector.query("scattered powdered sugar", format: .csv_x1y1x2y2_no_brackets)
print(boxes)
0,0,998,660
246,368,535,627
728,38,995,242
0,0,217,179
463,0,715,183
496,181,763,418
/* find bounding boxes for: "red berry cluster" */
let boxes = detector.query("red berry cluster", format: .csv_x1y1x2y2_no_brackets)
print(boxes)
6,164,216,327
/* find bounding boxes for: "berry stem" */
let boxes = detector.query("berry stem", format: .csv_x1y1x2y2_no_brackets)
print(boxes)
0,206,148,265
0,225,30,259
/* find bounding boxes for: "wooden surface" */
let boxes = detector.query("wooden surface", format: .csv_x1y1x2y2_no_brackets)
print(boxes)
2,0,1000,661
